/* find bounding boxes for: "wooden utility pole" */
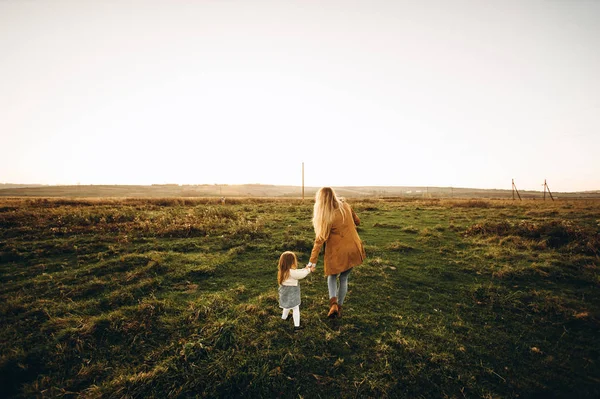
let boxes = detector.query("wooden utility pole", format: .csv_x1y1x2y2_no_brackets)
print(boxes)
302,162,305,200
512,179,522,201
543,179,554,201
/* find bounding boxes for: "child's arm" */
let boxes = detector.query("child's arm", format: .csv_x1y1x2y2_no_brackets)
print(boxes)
289,267,311,280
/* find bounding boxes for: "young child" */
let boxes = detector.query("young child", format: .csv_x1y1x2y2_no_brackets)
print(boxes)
277,251,315,331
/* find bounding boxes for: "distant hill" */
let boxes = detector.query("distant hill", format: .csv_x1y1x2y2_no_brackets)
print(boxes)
1,184,599,199
0,183,45,189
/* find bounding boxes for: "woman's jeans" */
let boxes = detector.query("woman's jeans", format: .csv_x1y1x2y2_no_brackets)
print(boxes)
327,268,352,305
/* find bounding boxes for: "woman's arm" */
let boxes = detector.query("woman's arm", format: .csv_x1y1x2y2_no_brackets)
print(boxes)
351,206,360,226
309,236,325,264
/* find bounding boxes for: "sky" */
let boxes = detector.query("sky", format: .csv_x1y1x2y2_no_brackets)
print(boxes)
1,0,599,192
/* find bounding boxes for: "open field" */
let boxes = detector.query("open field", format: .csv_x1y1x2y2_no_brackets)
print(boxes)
2,184,600,199
1,197,599,398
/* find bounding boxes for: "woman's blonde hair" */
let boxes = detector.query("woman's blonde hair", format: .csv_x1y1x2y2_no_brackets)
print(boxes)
277,251,298,285
312,187,346,241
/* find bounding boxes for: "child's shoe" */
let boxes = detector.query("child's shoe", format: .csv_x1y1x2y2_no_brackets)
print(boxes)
293,325,304,332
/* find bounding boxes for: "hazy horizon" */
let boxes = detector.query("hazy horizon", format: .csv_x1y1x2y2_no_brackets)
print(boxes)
2,0,599,192
1,181,597,193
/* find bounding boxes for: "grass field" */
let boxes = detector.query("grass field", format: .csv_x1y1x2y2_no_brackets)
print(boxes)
2,183,600,200
1,197,599,398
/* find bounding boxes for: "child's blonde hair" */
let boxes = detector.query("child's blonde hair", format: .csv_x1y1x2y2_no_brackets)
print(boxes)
312,187,346,241
277,251,298,285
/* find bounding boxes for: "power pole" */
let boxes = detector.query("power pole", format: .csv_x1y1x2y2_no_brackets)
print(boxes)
543,179,554,201
302,162,305,200
512,179,522,201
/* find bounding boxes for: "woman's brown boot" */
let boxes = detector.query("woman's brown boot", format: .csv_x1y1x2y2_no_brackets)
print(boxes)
337,304,342,318
327,297,338,318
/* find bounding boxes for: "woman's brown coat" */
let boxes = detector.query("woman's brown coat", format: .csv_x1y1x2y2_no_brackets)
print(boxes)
309,202,366,276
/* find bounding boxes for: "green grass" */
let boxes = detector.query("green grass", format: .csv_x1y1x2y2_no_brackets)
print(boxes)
1,197,599,398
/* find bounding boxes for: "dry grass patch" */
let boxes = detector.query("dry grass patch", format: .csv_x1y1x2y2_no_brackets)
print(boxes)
386,241,415,252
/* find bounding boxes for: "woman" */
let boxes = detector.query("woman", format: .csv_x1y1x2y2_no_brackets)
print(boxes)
307,187,366,318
